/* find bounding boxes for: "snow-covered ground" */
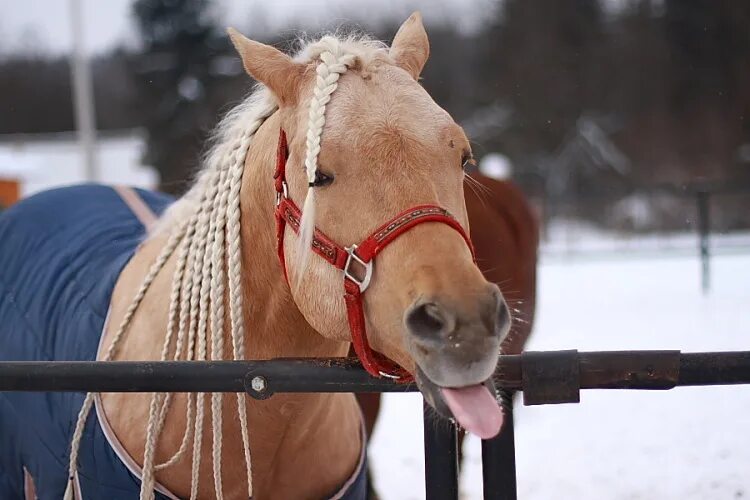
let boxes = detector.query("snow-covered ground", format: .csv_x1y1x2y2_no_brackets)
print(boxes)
369,251,750,499
542,219,750,258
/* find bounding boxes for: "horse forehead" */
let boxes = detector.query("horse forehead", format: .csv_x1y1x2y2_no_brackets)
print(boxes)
325,67,454,143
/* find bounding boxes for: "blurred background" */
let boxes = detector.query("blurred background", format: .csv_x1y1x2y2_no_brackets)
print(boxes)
2,0,749,245
1,1,748,498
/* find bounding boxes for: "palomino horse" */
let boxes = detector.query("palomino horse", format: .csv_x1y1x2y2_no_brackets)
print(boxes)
0,14,515,500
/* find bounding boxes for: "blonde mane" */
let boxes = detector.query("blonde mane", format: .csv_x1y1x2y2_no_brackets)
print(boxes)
65,33,390,500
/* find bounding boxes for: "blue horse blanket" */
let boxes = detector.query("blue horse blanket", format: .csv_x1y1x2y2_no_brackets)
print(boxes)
0,184,368,500
0,185,174,499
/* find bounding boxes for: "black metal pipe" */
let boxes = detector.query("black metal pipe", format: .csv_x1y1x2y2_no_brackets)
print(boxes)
495,350,750,392
0,359,416,394
482,389,517,500
679,352,750,386
423,401,459,500
1,351,750,396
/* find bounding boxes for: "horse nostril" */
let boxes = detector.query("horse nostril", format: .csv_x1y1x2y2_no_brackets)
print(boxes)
405,301,451,341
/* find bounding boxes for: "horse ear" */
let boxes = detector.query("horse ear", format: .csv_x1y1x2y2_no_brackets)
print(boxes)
389,12,430,80
227,28,305,106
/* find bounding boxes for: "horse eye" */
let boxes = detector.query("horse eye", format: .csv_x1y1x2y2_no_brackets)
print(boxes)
461,154,476,170
312,170,334,187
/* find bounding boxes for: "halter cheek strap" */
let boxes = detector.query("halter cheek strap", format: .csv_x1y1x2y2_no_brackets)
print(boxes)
273,129,476,383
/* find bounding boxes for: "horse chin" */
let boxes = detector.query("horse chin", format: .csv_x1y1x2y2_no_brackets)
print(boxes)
415,367,504,439
415,366,454,418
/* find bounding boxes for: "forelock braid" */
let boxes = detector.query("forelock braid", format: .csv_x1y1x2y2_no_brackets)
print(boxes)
295,40,356,288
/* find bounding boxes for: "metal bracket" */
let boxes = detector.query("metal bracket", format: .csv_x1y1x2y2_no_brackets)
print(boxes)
522,350,581,406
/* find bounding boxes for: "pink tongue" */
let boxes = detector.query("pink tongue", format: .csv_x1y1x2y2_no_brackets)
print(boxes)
440,385,504,439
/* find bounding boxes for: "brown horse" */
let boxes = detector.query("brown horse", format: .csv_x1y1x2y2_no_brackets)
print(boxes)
357,171,539,453
54,13,519,500
465,173,538,356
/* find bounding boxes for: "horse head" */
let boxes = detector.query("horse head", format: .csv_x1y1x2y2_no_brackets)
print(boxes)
229,13,509,438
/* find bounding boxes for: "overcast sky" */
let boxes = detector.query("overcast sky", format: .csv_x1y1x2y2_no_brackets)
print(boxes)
0,0,495,56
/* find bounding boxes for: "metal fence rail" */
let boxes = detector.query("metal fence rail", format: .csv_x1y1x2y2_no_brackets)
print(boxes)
2,350,749,499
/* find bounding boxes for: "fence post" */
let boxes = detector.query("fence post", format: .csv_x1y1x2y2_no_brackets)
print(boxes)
696,190,711,293
423,400,459,500
482,389,517,500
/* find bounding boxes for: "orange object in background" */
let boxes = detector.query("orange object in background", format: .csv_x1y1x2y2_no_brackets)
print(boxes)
0,179,20,209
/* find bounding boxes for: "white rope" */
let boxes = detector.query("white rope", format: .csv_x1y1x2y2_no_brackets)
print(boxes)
152,213,200,471
64,36,359,500
225,125,259,499
208,162,231,500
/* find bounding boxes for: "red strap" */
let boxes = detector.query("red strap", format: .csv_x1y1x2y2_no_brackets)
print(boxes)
344,280,412,380
355,205,475,263
274,129,288,192
274,128,474,384
278,199,348,269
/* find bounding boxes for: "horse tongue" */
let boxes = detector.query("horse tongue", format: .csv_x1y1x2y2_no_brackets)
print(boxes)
440,384,504,439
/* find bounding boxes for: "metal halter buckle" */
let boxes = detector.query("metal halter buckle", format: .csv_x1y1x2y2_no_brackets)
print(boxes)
344,244,373,292
275,181,288,207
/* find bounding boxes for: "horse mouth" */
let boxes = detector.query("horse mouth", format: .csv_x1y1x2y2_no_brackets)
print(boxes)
415,367,504,439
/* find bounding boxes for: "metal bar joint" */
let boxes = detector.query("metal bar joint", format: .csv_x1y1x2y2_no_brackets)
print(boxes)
522,350,580,405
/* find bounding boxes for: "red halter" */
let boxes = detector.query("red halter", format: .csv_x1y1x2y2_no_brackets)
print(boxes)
273,129,475,383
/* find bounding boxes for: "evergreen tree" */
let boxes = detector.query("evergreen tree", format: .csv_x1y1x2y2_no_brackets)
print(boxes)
131,0,232,194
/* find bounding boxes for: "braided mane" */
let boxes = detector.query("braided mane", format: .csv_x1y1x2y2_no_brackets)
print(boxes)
64,33,388,500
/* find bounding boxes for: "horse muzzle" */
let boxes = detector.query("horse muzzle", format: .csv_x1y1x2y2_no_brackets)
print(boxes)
405,283,510,438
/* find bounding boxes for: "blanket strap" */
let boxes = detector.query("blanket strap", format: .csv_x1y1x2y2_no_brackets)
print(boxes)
113,186,157,232
23,467,37,500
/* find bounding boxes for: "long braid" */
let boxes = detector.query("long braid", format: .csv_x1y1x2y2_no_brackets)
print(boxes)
187,167,223,500
153,212,200,471
138,226,190,497
208,162,232,500
225,100,277,498
141,168,222,499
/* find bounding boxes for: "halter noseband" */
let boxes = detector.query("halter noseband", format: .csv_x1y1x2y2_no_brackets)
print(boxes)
273,129,475,383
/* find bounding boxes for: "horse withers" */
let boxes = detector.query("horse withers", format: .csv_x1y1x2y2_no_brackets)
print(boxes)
0,13,531,500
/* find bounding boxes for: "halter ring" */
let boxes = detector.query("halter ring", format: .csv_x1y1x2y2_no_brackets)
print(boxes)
343,245,373,293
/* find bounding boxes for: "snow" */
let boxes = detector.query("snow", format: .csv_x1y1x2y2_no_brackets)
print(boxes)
369,250,750,499
0,131,158,197
543,219,750,258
